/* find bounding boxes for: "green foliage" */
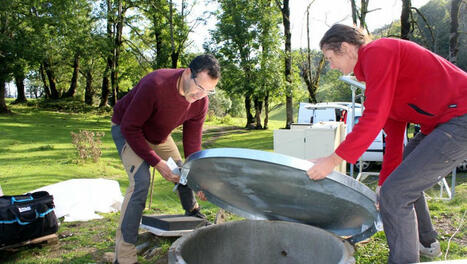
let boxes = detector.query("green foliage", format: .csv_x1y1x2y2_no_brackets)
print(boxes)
2,0,199,107
35,98,99,113
226,93,246,117
207,89,232,117
211,0,284,105
316,69,353,102
413,0,450,54
373,0,467,71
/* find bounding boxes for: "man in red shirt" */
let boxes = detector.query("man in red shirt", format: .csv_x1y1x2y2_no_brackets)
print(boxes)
111,54,220,264
308,24,467,263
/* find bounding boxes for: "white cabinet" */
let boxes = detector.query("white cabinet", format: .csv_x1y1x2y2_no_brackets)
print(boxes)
273,122,346,173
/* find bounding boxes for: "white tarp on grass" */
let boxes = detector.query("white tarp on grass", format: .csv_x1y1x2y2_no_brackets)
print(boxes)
32,178,124,222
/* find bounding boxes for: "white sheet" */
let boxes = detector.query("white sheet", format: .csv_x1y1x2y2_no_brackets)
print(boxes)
32,178,124,222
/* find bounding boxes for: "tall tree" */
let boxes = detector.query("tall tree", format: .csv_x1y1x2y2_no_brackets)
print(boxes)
25,0,93,100
0,0,39,107
358,0,369,31
1,0,26,108
59,0,92,98
213,0,261,128
13,66,27,103
400,0,435,48
255,0,282,129
80,34,105,106
212,0,281,128
0,2,11,113
42,58,59,99
276,0,293,129
62,52,80,98
39,63,51,98
0,82,9,114
169,0,191,68
449,0,461,64
350,0,358,25
349,0,373,32
100,0,114,107
140,0,171,69
99,0,129,106
401,0,412,39
111,0,125,104
301,1,325,103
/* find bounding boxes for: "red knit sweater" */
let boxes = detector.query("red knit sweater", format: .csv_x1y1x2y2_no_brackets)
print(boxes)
334,38,467,185
112,69,209,167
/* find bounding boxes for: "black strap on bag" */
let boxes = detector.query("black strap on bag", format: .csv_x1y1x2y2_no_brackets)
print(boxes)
0,191,58,246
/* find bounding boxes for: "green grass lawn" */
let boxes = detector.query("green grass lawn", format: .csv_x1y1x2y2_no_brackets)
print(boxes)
0,100,465,263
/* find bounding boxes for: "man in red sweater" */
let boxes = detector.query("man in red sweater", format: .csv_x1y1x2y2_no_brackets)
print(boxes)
308,24,467,263
111,54,220,264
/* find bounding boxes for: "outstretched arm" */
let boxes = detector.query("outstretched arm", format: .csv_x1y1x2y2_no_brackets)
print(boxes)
306,153,344,180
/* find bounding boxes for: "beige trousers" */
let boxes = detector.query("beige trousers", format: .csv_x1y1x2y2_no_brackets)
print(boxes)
112,125,186,264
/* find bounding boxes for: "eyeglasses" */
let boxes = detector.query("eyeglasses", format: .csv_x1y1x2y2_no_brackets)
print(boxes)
192,77,216,95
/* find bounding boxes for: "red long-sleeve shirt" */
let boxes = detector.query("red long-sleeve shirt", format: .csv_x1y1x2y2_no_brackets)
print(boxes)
111,69,209,167
334,38,467,185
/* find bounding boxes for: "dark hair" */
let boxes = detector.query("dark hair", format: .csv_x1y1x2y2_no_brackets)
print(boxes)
319,24,369,53
189,54,221,79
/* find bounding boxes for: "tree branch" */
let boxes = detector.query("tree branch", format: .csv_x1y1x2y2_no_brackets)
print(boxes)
411,7,435,49
123,39,152,68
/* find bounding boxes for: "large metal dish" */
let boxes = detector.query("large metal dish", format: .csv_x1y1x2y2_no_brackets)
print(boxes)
182,148,379,243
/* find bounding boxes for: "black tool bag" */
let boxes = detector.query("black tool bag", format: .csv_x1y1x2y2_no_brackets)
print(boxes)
0,191,58,246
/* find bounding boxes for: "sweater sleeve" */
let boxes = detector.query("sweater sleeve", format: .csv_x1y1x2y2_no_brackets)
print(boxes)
335,44,401,163
378,119,406,185
120,80,162,167
182,99,208,159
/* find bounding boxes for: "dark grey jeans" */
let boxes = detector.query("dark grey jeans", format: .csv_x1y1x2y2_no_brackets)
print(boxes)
380,113,467,264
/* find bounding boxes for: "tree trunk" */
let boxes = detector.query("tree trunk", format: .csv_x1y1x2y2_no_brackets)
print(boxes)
359,0,369,30
39,63,51,98
309,56,325,103
154,17,164,69
43,59,59,99
85,70,94,105
401,0,412,40
350,0,358,25
171,51,179,69
0,81,10,114
13,70,27,103
172,0,187,69
99,65,110,107
63,53,80,98
168,0,182,69
109,55,117,105
105,0,115,106
303,4,321,104
111,0,123,105
279,0,293,129
169,0,177,69
306,4,312,79
449,0,461,64
244,94,255,129
34,88,41,99
263,92,269,129
254,96,263,129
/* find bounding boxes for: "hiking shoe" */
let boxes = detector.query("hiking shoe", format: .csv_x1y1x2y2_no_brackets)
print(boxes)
185,208,207,220
419,240,442,258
